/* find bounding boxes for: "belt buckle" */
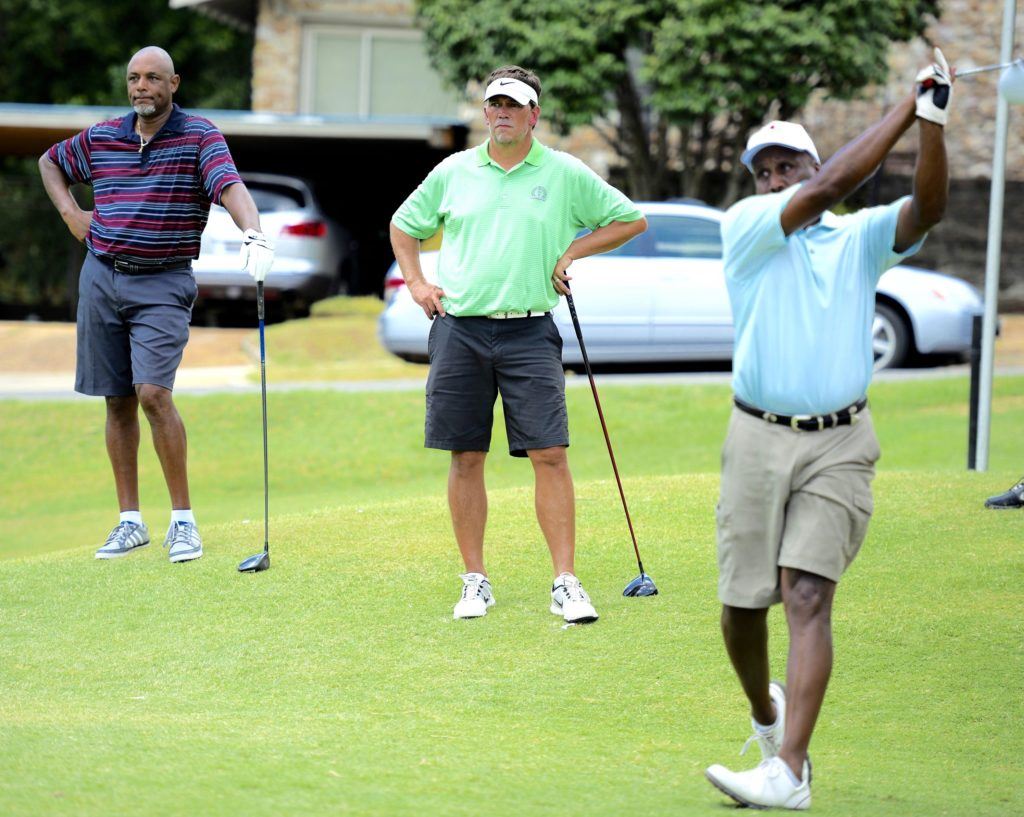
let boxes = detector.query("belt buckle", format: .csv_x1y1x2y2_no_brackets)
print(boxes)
789,414,822,431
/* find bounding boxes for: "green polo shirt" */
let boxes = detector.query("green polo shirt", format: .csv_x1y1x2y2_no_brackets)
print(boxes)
392,138,643,316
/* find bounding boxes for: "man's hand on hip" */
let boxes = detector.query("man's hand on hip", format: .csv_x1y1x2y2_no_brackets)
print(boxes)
915,47,953,126
551,252,574,296
241,229,275,282
409,279,446,318
66,208,94,243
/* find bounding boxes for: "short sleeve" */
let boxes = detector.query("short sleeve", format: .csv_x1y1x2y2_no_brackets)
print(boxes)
569,159,643,230
721,184,800,281
47,129,93,185
855,196,924,280
198,127,242,205
392,163,446,239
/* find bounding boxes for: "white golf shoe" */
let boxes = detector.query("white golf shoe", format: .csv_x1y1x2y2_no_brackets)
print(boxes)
741,681,787,760
550,572,599,623
453,572,495,619
706,756,811,810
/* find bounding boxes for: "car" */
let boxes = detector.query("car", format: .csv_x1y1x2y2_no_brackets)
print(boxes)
378,201,984,370
192,173,354,317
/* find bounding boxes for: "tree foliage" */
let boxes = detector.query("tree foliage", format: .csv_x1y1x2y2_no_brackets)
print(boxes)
416,0,940,202
0,0,253,109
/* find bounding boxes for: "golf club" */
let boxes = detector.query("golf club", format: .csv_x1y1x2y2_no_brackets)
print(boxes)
564,289,657,597
954,57,1022,77
238,280,271,573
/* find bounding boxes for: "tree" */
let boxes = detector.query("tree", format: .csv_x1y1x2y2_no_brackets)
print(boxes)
416,0,940,203
0,0,252,109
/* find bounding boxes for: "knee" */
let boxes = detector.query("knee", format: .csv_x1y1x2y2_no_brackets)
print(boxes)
105,395,138,425
527,446,568,470
783,574,834,622
450,451,486,477
721,604,767,640
136,384,174,419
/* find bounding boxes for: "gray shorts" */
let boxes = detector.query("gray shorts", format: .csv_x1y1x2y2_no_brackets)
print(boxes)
716,406,881,608
75,252,197,396
425,314,568,457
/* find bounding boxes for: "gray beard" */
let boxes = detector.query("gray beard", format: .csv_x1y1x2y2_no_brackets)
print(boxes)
133,102,156,117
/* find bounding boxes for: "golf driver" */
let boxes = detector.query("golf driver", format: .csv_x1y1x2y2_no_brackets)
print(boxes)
955,58,1024,104
238,280,271,573
564,289,657,597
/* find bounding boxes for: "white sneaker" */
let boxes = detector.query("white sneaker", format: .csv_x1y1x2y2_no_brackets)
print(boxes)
550,572,599,623
706,756,811,810
95,521,150,559
741,681,787,760
453,573,494,619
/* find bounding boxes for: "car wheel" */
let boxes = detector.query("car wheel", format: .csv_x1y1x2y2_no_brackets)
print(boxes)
872,303,911,370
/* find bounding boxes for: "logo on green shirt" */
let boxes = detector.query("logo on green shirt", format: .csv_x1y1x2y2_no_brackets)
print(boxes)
530,185,548,201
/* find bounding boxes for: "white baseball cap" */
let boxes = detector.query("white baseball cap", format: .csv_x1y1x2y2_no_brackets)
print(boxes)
483,77,538,106
740,121,820,173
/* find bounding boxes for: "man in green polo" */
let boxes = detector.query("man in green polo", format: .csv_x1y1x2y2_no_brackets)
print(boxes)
390,64,647,623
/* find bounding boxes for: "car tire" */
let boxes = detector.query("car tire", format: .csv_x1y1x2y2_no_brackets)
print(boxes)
873,302,911,370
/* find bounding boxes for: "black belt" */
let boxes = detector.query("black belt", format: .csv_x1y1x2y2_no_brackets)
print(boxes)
734,396,867,432
111,257,192,274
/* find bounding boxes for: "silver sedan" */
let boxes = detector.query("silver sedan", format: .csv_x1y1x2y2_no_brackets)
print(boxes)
379,201,983,370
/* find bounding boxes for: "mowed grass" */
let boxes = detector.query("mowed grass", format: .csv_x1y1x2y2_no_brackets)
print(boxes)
0,376,1022,815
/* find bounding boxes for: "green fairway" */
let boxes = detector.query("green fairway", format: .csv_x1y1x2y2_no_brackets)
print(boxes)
1,376,1022,815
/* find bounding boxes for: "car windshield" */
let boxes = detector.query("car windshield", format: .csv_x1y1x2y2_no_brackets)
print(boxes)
248,186,306,212
599,214,723,259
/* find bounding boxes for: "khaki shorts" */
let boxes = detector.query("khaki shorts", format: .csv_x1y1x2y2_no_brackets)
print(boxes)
716,406,881,609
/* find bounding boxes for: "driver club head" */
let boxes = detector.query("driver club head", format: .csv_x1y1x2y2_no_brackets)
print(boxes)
238,550,270,573
623,572,658,597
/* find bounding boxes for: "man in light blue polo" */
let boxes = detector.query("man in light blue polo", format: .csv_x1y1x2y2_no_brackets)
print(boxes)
390,65,646,624
705,50,953,809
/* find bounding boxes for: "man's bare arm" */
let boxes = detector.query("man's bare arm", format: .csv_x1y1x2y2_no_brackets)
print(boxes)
38,154,92,243
552,217,648,295
780,96,917,236
390,222,446,318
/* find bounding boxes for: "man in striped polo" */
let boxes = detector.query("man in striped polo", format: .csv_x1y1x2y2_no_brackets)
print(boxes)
38,46,274,563
390,65,647,623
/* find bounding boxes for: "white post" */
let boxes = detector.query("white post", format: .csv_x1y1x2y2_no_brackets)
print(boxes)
975,0,1018,471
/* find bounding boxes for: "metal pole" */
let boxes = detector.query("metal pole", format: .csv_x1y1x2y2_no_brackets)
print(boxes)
968,315,982,470
975,0,1018,471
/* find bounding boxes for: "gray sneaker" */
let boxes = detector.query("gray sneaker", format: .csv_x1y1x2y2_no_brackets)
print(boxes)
164,521,203,563
95,521,150,559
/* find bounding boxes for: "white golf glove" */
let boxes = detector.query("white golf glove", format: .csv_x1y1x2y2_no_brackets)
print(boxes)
241,229,275,283
915,47,953,126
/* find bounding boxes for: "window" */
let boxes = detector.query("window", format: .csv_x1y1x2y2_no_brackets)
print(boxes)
604,215,723,259
303,26,460,118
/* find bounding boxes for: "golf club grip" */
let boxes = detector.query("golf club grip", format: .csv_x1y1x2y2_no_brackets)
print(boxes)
257,282,269,553
565,293,645,574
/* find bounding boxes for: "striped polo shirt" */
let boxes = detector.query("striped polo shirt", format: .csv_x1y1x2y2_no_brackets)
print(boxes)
47,104,242,264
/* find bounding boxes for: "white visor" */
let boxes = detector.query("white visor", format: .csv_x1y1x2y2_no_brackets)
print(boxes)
483,77,538,106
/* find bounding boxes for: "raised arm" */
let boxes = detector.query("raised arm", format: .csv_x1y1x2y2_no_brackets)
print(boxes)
782,48,952,239
780,97,917,236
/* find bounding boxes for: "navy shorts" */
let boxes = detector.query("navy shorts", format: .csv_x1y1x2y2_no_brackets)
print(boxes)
425,314,568,457
75,253,197,397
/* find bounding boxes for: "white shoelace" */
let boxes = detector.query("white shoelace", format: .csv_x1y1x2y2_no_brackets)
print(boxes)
106,521,138,546
460,574,487,600
558,575,589,603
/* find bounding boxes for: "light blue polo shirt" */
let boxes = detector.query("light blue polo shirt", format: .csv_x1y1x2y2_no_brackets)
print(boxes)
721,184,922,415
